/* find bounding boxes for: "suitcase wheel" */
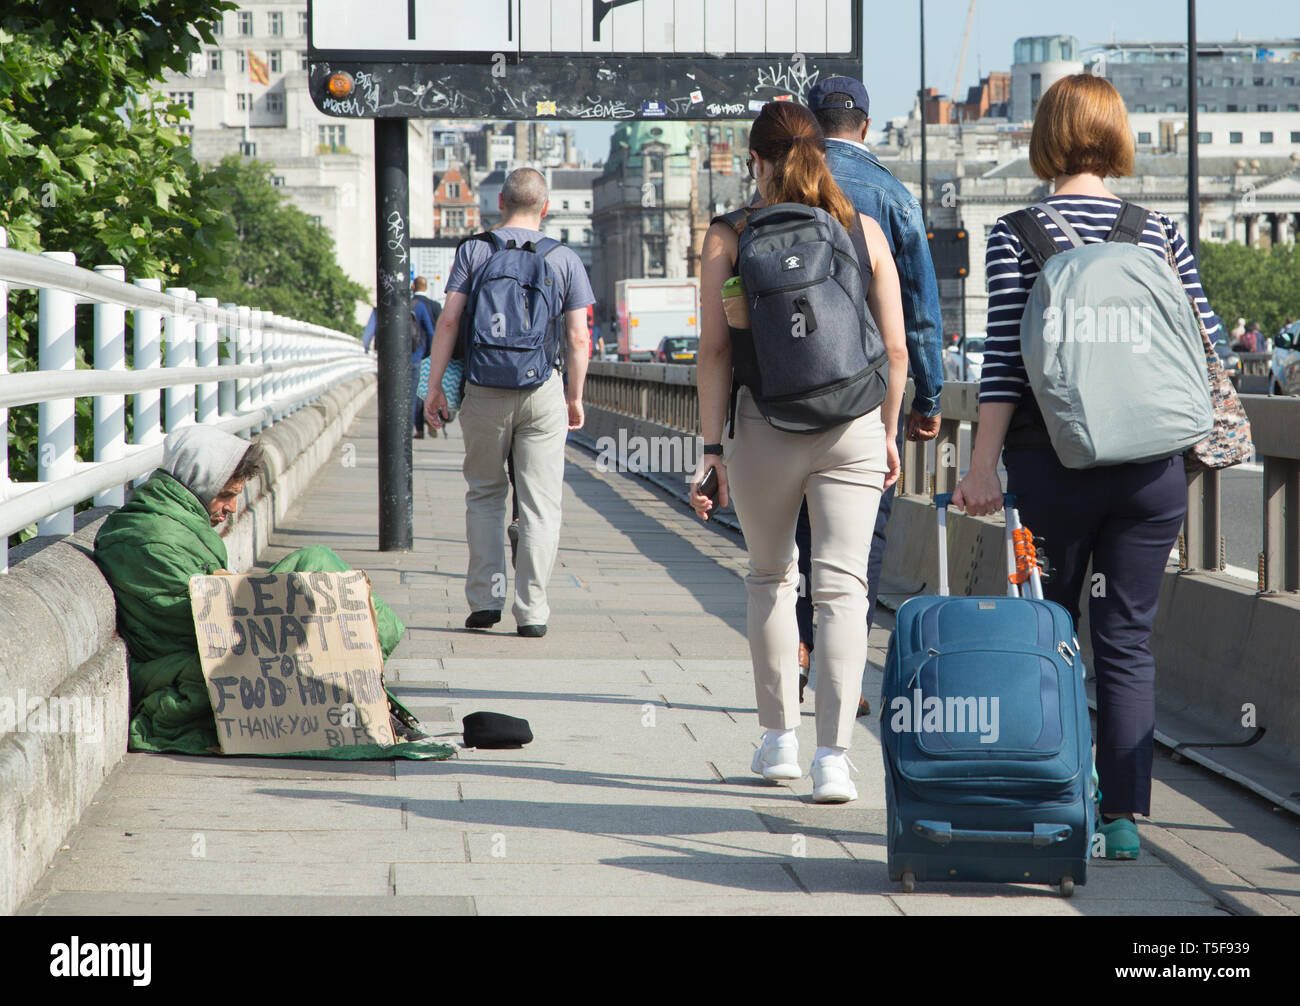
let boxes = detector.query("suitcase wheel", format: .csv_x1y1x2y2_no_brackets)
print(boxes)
901,870,916,894
1059,876,1075,898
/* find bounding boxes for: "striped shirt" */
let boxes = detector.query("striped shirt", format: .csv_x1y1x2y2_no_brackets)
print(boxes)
981,194,1221,404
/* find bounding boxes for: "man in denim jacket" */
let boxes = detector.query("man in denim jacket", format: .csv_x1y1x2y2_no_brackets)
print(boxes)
793,76,946,706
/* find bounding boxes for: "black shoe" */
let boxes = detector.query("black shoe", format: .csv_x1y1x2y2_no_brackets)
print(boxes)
466,609,502,629
508,520,520,568
517,624,547,638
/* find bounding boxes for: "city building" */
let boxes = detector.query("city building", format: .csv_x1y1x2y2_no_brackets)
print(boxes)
161,0,435,319
433,167,479,239
590,121,751,331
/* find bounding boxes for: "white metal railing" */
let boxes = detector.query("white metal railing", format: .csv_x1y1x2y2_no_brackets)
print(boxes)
0,226,375,572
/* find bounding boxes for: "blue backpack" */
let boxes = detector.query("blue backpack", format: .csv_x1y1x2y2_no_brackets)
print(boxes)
459,232,565,389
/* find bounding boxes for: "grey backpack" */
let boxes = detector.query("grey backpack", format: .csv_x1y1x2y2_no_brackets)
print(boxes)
717,203,887,435
1003,201,1212,469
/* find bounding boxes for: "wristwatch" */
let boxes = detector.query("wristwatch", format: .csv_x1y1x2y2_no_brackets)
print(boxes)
702,443,724,457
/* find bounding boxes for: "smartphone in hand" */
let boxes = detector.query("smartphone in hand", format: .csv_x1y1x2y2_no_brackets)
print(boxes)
697,466,720,505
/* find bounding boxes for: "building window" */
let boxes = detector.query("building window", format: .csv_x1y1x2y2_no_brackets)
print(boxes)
300,51,310,70
299,11,310,35
1161,76,1173,87
211,16,224,36
1134,104,1148,113
584,199,591,210
319,124,347,151
1253,77,1265,86
1284,77,1296,88
237,92,248,111
583,229,591,243
1258,104,1272,112
208,49,223,71
1164,104,1177,113
1289,106,1300,113
1137,131,1152,144
1260,132,1274,144
168,91,195,109
269,50,281,73
560,228,570,243
238,11,252,35
311,216,322,227
1226,103,1238,112
562,200,570,210
176,123,194,137
1198,132,1211,144
271,175,286,187
1292,132,1300,143
268,11,283,36
239,141,256,156
1197,104,1208,113
1229,132,1243,144
237,50,246,72
266,93,284,114
446,182,460,199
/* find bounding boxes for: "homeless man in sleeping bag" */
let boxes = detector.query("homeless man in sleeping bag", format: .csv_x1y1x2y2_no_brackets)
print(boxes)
92,425,452,759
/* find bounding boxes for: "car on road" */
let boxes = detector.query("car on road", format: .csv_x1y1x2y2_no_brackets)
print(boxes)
1213,339,1243,390
655,335,698,364
944,335,985,382
1270,322,1300,396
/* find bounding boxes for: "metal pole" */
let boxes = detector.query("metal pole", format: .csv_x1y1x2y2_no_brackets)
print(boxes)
1187,0,1200,263
919,0,928,227
93,264,127,507
707,123,715,216
376,117,413,551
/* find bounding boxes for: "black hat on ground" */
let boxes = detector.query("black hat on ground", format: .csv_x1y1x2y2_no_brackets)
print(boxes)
463,711,533,749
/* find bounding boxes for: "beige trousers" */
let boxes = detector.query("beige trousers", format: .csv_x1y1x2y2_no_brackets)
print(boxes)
459,373,568,626
725,388,888,749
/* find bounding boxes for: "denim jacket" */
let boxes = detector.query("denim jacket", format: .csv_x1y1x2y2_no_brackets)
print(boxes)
825,138,945,417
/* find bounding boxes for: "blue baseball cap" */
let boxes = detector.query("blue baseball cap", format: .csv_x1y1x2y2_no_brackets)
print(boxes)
807,76,870,119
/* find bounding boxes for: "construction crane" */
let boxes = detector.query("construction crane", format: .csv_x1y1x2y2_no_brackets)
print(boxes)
952,0,977,114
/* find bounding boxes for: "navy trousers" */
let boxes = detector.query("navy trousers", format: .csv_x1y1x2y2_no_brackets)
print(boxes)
1003,448,1187,817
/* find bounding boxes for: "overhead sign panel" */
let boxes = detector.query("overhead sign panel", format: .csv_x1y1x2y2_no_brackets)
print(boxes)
308,0,863,120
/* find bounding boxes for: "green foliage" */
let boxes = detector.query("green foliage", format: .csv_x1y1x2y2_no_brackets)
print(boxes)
1198,240,1300,340
193,157,368,332
1,1,236,542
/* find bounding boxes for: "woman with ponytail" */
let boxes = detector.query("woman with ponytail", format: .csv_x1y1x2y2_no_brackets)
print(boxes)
690,101,908,803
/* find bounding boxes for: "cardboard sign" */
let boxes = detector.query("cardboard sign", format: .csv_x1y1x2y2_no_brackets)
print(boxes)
188,571,395,754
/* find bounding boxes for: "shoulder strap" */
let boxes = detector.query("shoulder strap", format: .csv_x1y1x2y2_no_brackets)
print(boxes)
712,207,752,233
1002,207,1063,270
848,216,872,295
1104,201,1150,245
534,236,563,260
1032,202,1086,248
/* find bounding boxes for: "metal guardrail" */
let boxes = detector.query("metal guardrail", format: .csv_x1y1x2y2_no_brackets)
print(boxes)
0,227,374,572
582,360,1300,594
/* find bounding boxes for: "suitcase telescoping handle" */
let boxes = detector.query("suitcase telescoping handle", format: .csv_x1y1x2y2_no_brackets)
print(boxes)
914,820,1073,848
933,493,1042,600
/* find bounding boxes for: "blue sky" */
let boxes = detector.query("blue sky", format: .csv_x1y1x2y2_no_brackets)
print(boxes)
568,0,1296,163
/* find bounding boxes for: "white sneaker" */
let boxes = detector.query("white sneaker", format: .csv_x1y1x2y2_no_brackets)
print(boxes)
750,732,802,782
811,751,858,803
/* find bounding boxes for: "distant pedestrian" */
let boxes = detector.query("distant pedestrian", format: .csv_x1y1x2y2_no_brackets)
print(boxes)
410,277,439,439
361,307,377,353
423,168,594,637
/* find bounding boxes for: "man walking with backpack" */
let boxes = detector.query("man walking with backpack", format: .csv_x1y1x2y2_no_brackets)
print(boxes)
423,169,594,637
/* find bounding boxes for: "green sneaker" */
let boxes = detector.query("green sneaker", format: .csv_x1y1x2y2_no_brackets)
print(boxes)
1097,816,1140,860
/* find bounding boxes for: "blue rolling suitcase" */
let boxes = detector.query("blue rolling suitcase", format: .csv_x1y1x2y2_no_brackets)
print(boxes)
881,493,1094,897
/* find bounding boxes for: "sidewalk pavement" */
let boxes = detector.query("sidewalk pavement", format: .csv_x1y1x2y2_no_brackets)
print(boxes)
19,398,1300,915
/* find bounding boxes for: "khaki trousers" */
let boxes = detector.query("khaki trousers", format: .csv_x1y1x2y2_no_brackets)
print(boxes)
459,373,567,626
725,389,888,749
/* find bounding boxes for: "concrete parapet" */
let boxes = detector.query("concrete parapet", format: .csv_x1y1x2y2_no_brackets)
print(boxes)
0,373,377,915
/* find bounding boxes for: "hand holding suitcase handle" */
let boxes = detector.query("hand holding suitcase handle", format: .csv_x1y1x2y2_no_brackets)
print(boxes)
933,493,1038,599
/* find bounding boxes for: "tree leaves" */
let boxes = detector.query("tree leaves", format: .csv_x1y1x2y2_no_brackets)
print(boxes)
1200,241,1300,340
